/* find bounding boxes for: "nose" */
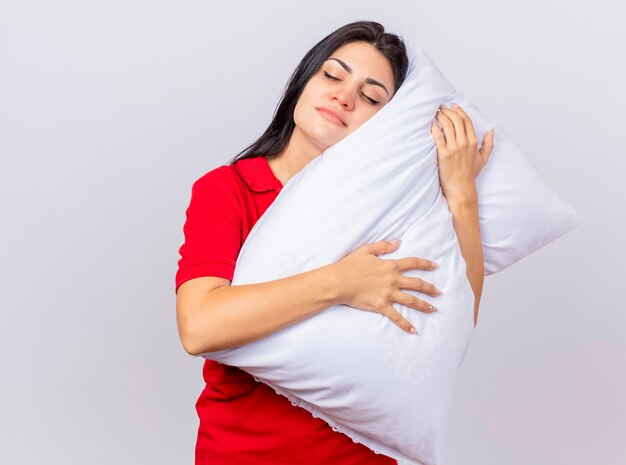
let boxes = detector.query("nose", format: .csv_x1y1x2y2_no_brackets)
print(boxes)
331,88,354,110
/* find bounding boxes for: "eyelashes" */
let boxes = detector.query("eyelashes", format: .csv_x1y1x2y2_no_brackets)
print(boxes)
323,71,380,105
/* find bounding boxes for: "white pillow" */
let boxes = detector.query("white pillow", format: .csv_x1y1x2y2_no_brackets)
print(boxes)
199,40,581,465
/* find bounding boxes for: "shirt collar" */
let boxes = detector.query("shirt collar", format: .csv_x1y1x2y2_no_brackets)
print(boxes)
235,156,283,193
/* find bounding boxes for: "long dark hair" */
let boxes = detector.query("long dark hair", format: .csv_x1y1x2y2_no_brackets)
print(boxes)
225,20,409,166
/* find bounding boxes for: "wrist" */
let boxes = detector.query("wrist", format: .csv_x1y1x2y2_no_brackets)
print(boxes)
321,263,345,306
444,186,478,210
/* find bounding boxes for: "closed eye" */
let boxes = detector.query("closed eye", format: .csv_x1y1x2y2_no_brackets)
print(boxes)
323,71,380,105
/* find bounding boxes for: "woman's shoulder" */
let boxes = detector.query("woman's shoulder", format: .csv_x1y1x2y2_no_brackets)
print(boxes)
190,155,274,198
191,162,242,194
184,163,248,218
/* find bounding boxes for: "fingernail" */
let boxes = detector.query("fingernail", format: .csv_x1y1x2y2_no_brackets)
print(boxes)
432,262,440,269
390,239,402,246
430,305,438,312
409,327,417,334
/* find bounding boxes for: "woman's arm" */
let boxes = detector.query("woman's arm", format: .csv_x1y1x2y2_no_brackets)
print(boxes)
432,103,494,328
177,265,339,356
446,189,484,327
177,238,438,356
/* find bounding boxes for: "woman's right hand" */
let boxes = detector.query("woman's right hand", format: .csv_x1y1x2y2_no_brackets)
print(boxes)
328,240,442,335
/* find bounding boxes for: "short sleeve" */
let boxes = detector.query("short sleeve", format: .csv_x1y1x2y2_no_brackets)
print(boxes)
175,167,243,294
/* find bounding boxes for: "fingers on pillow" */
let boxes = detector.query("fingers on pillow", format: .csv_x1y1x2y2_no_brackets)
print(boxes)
483,128,495,143
396,275,441,298
396,256,438,272
394,290,438,314
436,110,456,142
385,306,418,335
479,128,496,161
414,277,442,297
438,106,462,143
369,240,400,256
431,122,445,144
452,103,477,139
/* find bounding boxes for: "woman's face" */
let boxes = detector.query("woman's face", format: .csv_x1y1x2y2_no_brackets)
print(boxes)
292,41,396,154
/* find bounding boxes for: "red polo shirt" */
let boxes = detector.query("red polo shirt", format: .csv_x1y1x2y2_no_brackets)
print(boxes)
175,155,398,464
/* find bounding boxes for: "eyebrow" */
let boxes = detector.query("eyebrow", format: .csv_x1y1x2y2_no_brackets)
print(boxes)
326,57,390,96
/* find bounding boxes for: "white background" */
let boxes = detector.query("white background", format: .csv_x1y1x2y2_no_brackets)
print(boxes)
1,1,623,464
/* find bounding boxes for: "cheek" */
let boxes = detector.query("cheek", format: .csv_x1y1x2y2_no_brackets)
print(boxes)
358,108,380,126
296,84,315,108
294,90,322,128
294,106,322,136
293,89,313,120
292,100,308,128
351,112,370,130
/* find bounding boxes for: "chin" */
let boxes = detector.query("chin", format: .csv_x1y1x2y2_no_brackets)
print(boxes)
303,129,339,151
317,136,342,152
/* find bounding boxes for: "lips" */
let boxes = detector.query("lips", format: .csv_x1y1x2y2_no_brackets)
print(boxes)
316,107,347,127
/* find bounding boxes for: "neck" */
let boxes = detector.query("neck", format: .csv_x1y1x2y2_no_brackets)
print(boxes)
265,127,323,186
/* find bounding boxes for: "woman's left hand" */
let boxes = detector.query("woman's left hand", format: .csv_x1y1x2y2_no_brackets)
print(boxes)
431,103,495,203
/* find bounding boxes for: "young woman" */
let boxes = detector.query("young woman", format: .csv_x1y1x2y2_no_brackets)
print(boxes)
175,20,493,465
